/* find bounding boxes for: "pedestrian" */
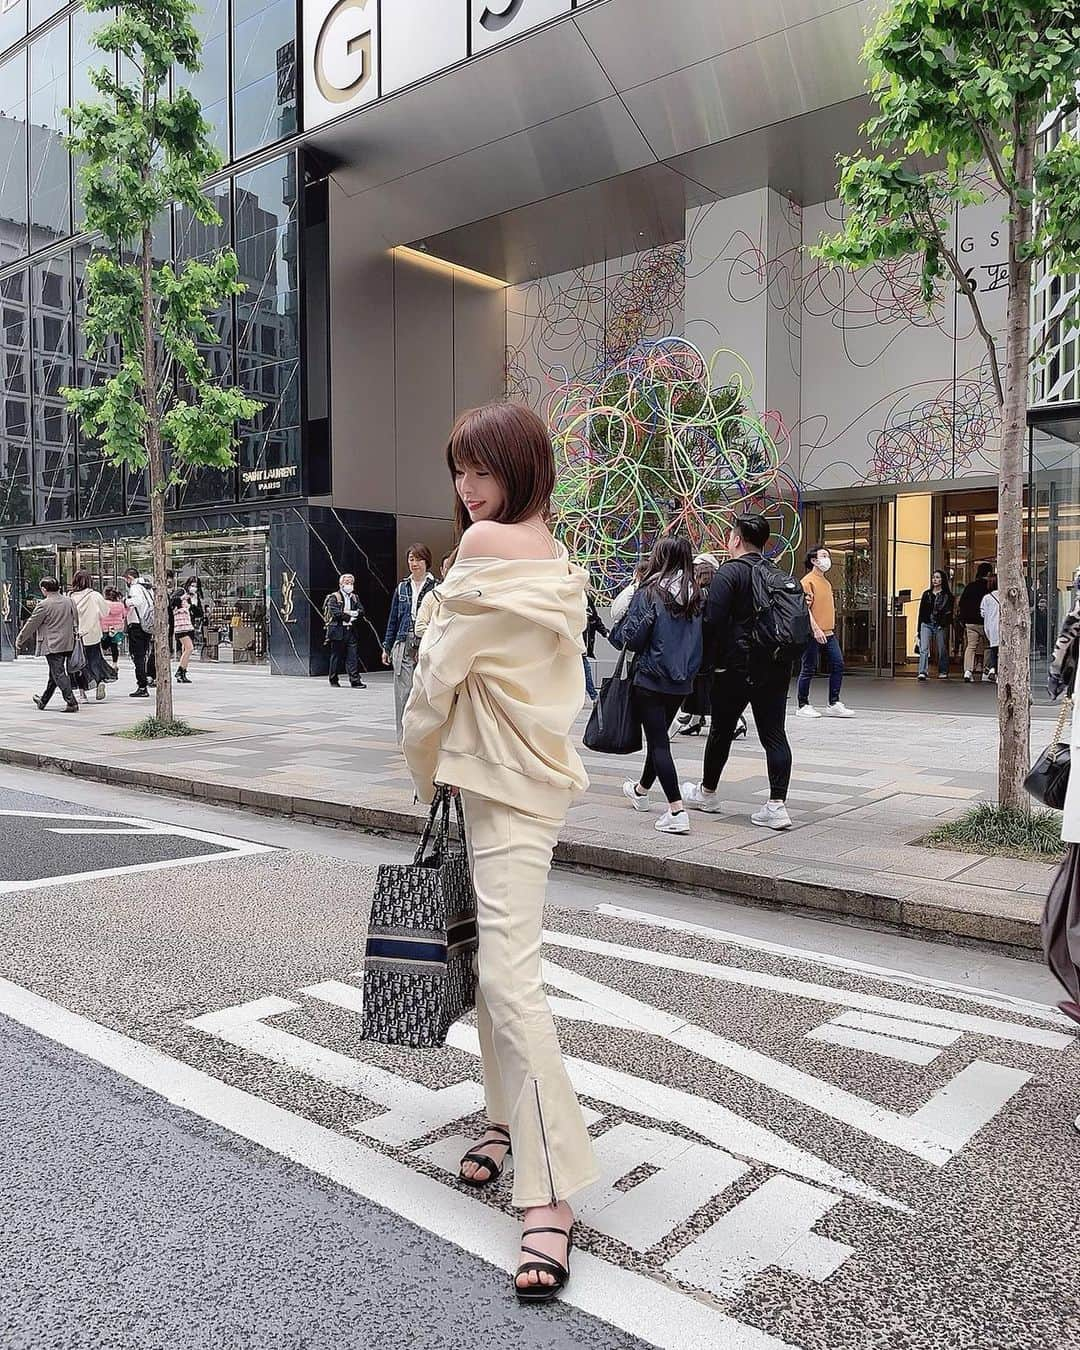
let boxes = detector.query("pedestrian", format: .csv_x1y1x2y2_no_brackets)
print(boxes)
958,561,993,683
382,545,437,740
324,573,366,688
122,567,155,699
917,569,954,681
183,576,205,653
403,401,598,1304
172,588,195,684
678,553,720,736
611,536,704,835
582,586,608,703
796,545,853,718
68,570,114,702
15,577,79,713
610,563,645,624
415,550,458,639
101,587,127,668
980,574,1000,682
682,514,797,830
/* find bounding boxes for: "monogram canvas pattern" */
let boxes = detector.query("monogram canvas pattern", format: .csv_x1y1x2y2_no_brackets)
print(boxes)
362,841,477,1049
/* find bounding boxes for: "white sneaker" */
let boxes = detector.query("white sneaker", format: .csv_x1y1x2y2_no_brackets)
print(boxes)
795,704,821,719
917,672,927,681
751,801,793,830
984,669,996,682
938,673,948,680
963,672,973,683
682,781,723,813
822,701,854,718
622,780,653,812
656,809,690,834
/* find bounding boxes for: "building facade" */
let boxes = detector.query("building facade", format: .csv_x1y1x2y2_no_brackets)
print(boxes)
1,0,1077,676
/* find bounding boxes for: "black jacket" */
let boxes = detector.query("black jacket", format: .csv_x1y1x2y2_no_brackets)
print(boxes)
584,593,608,658
609,586,702,696
325,589,364,643
917,588,954,628
957,579,988,625
703,555,760,674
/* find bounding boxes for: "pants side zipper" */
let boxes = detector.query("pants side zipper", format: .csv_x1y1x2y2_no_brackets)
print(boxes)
532,1078,558,1206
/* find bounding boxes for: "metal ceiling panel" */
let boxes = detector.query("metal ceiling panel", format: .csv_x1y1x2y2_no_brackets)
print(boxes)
335,95,655,251
619,2,875,160
572,0,872,93
413,161,690,283
311,18,615,197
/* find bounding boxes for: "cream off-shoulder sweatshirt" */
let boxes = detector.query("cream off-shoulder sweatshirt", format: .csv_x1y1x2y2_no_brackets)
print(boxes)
402,547,590,819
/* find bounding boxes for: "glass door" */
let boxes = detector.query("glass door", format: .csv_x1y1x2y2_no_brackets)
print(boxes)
803,502,882,669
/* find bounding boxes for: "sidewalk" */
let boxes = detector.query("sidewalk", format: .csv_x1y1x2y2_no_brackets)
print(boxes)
0,657,1058,949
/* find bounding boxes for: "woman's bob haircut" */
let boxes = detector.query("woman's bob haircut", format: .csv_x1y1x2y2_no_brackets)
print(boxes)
445,401,555,536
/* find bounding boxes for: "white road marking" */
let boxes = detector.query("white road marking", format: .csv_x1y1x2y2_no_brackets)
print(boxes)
0,810,274,894
666,1176,854,1300
0,977,799,1350
806,1025,944,1067
597,903,1073,1027
543,928,1073,1049
830,1012,962,1046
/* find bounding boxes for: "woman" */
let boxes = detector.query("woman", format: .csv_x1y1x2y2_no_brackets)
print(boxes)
678,553,719,736
582,587,608,703
101,587,127,668
383,544,437,742
610,536,704,835
980,574,1001,681
916,569,954,680
403,402,597,1304
172,589,195,683
68,571,114,702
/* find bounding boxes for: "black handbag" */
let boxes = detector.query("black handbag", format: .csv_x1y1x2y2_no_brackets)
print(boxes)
583,647,642,754
362,787,477,1048
1025,695,1072,810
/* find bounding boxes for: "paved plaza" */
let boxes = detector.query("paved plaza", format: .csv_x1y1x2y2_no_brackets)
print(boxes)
0,657,1059,946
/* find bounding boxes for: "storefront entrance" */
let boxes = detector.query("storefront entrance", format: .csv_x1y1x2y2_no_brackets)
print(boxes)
802,501,888,672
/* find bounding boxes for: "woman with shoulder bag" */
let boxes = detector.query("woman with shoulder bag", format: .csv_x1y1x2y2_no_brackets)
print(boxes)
172,590,195,684
403,402,598,1305
68,571,115,702
610,535,704,835
383,544,437,743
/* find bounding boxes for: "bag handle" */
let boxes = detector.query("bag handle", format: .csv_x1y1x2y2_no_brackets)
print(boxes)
414,785,466,864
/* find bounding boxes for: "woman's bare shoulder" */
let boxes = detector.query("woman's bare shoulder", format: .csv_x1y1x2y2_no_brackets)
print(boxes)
457,520,551,561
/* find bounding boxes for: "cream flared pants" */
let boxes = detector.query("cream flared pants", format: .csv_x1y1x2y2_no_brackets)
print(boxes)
461,790,599,1209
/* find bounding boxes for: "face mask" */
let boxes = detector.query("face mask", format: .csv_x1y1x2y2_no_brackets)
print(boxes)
817,556,832,573
341,584,354,595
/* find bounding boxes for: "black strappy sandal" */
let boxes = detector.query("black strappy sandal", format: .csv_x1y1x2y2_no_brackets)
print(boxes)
458,1124,511,1188
515,1223,573,1303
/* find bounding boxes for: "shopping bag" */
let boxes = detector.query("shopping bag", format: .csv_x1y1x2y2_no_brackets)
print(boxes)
362,787,477,1048
583,647,641,754
68,638,87,676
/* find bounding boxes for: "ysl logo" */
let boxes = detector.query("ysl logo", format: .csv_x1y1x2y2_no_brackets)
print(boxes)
480,0,526,31
0,583,10,623
314,0,373,104
281,570,296,624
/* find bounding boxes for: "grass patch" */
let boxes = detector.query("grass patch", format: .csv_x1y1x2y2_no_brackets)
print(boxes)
923,802,1065,861
115,716,205,741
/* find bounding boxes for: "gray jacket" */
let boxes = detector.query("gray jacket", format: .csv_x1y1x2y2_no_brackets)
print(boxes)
16,593,78,656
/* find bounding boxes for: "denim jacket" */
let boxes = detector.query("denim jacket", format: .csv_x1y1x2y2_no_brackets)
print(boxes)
383,575,436,653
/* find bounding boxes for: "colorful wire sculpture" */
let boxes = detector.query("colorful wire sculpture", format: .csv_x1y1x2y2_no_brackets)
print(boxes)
547,336,801,599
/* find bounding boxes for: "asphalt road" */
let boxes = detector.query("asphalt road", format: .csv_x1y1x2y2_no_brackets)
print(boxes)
0,767,1077,1350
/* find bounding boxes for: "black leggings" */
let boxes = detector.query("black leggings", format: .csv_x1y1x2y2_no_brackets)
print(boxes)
703,668,792,801
632,687,687,805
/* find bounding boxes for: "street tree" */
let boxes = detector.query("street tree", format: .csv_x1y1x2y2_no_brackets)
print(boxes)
64,0,262,725
814,1,1080,809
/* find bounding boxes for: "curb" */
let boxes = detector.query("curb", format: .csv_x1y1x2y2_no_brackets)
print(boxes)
0,748,1042,953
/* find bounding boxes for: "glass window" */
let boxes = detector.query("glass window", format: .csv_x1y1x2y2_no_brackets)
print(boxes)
78,458,124,518
178,0,228,157
234,155,300,501
30,0,66,33
32,252,75,523
0,0,27,60
232,0,296,157
72,6,113,230
74,243,121,515
30,20,71,246
0,50,28,261
0,270,31,526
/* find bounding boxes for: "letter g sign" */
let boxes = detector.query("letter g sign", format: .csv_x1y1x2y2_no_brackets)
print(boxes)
313,0,374,104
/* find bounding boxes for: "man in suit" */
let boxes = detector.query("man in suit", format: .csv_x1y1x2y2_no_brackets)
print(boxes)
325,572,366,688
16,577,79,712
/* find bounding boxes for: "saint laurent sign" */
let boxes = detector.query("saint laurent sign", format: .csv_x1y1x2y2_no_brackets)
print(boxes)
304,0,576,129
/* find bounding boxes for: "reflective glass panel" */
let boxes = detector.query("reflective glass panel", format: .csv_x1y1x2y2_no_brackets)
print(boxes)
178,0,228,156
30,19,71,247
0,50,29,261
72,6,113,230
0,269,31,525
32,252,75,523
232,0,296,157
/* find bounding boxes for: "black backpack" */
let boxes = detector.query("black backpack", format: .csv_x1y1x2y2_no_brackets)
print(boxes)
744,555,812,665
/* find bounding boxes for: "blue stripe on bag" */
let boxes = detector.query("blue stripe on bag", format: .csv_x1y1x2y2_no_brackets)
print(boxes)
366,936,447,962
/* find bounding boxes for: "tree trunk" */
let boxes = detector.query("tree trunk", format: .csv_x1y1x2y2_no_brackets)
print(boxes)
997,124,1035,809
140,223,174,725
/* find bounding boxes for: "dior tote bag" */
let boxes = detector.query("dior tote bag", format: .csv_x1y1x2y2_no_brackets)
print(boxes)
362,787,478,1048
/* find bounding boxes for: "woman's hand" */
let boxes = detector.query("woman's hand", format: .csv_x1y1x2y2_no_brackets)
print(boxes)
381,649,392,666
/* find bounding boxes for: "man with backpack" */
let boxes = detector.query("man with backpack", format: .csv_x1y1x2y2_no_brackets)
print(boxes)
123,567,155,698
681,514,808,830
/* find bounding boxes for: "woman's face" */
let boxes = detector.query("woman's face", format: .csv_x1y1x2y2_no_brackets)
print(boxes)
454,460,505,523
932,571,944,589
407,552,426,578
